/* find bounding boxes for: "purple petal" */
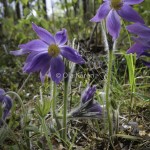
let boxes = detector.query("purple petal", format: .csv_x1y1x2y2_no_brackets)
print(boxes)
32,23,55,45
90,2,111,22
24,51,40,65
81,85,96,104
124,0,144,5
23,52,51,73
49,56,65,84
4,96,12,110
117,4,144,24
54,29,68,45
2,95,12,120
106,10,121,40
40,64,50,83
0,88,5,95
2,110,10,120
10,49,29,56
0,89,5,103
87,103,102,113
142,60,150,67
127,43,148,57
132,37,150,48
40,72,46,83
19,39,48,51
60,46,85,64
126,23,150,38
140,52,150,57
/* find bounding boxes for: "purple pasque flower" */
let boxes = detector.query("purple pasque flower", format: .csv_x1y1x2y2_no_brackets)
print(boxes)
90,0,144,40
126,23,150,67
71,85,102,118
81,85,96,103
10,23,85,84
0,88,12,122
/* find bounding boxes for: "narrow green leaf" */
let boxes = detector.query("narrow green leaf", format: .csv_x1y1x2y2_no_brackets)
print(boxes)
134,92,150,101
114,134,142,140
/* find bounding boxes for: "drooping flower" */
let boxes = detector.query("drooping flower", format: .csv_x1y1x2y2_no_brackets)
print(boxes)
90,0,144,40
126,23,150,67
0,88,12,123
10,23,85,84
70,85,102,118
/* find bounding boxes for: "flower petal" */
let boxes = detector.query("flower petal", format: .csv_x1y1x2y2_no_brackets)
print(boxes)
0,89,5,103
141,52,150,57
19,39,48,51
4,96,12,110
141,60,150,67
32,23,55,45
1,95,12,120
117,4,144,24
23,52,51,73
124,0,144,5
132,37,150,48
0,88,5,95
54,29,68,45
87,102,102,113
60,46,85,64
10,49,29,56
40,64,50,83
126,23,150,38
127,43,148,57
49,56,65,84
106,10,121,40
81,85,96,104
90,2,111,22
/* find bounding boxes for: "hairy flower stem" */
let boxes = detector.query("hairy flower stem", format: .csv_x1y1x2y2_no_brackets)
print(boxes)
62,77,69,140
105,49,113,137
52,82,57,117
101,21,114,137
41,117,53,150
6,91,29,148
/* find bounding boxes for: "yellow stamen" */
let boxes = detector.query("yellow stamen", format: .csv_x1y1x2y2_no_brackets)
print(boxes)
48,44,60,57
111,0,123,10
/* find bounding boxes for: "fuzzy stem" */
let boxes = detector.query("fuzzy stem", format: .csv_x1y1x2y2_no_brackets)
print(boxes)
105,49,113,136
62,78,69,140
6,91,29,147
52,82,57,117
41,117,53,150
101,21,114,137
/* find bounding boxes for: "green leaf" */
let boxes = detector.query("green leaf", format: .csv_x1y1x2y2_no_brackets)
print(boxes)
114,134,142,141
0,127,9,145
125,53,136,92
21,0,28,5
9,145,20,150
134,92,150,101
35,98,52,118
23,8,30,16
24,125,39,133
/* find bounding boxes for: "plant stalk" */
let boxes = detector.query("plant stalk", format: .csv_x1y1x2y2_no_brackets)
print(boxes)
41,117,53,150
105,49,113,136
52,82,57,117
62,78,69,140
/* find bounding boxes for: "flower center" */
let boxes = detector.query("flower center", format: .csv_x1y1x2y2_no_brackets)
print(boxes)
111,0,123,10
48,44,60,57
